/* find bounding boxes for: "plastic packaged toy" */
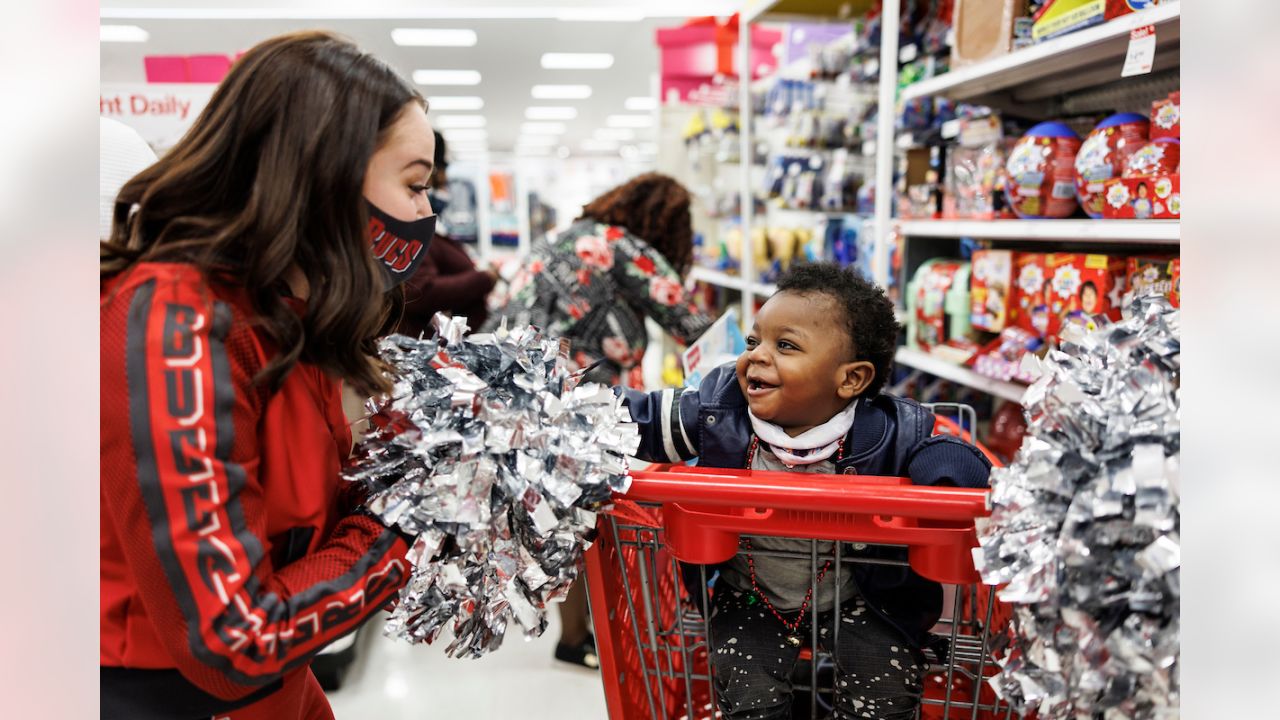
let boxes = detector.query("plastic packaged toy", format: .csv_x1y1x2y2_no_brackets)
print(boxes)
970,249,1015,333
907,259,972,352
1075,112,1149,218
1004,121,1082,218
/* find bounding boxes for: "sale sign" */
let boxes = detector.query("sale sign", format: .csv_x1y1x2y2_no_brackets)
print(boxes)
99,84,214,152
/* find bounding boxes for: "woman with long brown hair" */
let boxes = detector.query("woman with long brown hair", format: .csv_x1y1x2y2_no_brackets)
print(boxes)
100,31,434,718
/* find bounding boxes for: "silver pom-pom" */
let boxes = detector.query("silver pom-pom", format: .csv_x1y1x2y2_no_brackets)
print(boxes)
345,315,637,657
974,295,1180,718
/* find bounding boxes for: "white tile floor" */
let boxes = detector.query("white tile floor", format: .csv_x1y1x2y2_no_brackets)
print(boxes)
326,612,609,719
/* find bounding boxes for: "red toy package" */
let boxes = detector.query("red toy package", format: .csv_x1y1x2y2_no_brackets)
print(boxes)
1010,252,1051,337
1103,174,1180,219
1003,122,1082,219
1046,253,1127,337
1151,90,1181,140
970,249,1015,333
1124,137,1180,178
1170,257,1180,307
1075,112,1149,218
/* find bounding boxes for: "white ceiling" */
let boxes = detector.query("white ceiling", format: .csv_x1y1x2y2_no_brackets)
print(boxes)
99,1,741,157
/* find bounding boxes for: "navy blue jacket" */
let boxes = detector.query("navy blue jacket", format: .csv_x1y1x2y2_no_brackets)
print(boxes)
618,364,992,645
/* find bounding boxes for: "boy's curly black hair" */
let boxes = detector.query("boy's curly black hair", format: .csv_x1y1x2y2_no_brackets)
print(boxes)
775,262,899,397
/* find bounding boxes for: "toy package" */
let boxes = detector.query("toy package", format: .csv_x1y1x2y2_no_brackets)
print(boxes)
1045,253,1127,337
907,259,972,352
1075,112,1149,218
1004,122,1082,219
1126,255,1179,306
967,326,1044,384
970,249,1015,332
1151,90,1181,140
1170,257,1180,307
1123,137,1180,178
1102,174,1180,219
681,308,746,389
1010,252,1050,337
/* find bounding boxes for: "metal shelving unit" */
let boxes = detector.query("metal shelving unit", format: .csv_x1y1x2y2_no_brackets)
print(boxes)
900,2,1181,103
894,219,1180,244
894,348,1027,403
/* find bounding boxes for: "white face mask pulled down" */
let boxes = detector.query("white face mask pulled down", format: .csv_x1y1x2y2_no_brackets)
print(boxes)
747,400,858,468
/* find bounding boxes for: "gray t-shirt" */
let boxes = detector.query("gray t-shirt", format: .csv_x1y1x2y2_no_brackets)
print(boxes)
716,447,857,612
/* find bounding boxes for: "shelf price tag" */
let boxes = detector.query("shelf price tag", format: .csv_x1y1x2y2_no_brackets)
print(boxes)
1121,25,1156,77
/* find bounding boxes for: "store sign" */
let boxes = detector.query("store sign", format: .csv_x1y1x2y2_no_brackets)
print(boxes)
99,83,214,151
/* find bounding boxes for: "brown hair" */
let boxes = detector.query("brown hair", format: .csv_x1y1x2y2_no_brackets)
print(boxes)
579,172,693,275
101,31,423,395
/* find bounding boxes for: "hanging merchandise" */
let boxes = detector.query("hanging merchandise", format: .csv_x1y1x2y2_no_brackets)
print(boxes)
1074,112,1150,218
1004,122,1082,219
345,315,638,657
973,295,1180,719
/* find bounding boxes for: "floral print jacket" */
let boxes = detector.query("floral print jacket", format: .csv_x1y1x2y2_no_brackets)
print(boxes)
482,219,712,389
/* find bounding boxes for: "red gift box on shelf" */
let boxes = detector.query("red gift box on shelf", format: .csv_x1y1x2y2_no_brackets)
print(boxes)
656,15,781,103
1101,174,1180,219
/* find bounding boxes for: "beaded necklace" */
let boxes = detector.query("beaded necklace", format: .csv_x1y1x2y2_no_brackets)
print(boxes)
742,434,845,646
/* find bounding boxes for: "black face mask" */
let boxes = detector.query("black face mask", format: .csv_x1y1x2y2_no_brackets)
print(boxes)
367,200,435,287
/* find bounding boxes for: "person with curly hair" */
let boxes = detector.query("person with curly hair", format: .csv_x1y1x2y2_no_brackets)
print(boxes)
482,172,711,390
617,262,992,719
483,172,712,668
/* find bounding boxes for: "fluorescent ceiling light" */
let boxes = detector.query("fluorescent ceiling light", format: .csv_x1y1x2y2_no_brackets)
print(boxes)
526,106,577,120
445,128,489,140
433,115,487,129
594,128,636,141
413,69,482,86
625,96,658,111
428,96,484,111
607,114,654,128
100,25,149,42
581,139,620,153
102,4,742,20
392,28,477,47
541,53,614,70
558,9,646,22
531,84,592,100
521,122,568,135
517,135,560,146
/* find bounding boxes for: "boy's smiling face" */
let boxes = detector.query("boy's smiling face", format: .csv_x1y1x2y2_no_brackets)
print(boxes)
736,291,875,437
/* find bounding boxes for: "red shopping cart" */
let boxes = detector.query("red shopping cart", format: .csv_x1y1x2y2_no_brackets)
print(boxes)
585,407,1015,720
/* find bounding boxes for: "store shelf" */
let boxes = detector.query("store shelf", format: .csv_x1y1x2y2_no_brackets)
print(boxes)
894,348,1027,403
690,267,777,297
894,219,1179,244
901,2,1181,102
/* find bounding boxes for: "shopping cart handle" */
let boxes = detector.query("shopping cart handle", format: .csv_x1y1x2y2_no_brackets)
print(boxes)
614,467,990,583
624,467,989,521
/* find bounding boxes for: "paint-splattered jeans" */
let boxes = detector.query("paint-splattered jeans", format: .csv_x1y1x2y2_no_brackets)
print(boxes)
708,588,924,720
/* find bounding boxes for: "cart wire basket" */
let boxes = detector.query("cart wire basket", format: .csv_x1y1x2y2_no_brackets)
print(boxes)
585,404,1017,720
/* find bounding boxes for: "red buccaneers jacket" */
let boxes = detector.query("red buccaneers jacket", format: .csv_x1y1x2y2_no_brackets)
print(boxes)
100,263,410,715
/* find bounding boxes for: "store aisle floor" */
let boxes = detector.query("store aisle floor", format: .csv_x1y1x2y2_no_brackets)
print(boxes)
326,611,609,719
